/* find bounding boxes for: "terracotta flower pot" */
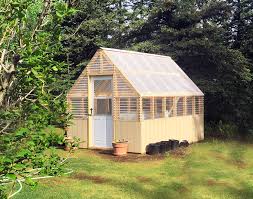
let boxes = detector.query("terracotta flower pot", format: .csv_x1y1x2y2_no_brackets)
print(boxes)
112,142,128,156
64,136,73,151
64,146,71,151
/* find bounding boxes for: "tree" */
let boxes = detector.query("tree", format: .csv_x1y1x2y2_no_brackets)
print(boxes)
125,0,252,134
61,0,151,79
226,0,253,57
0,0,74,197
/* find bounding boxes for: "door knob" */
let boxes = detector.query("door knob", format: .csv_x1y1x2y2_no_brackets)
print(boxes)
89,108,93,116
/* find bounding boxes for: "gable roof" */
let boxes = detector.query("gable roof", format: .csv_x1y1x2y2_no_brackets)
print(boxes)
101,47,204,97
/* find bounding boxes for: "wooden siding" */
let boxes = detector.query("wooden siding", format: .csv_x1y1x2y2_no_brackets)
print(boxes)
114,121,141,153
68,119,88,148
114,68,139,97
87,50,114,75
139,114,204,153
68,69,88,97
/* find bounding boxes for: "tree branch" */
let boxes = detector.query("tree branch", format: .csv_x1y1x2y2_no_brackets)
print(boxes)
13,87,36,106
0,122,11,134
31,0,52,40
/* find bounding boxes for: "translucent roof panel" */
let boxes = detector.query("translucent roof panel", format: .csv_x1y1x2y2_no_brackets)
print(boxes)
102,47,204,97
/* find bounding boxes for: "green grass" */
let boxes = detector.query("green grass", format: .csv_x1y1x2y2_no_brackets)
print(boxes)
13,139,253,199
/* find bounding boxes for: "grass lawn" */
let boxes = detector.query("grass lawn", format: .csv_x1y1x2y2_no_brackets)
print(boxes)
14,139,253,199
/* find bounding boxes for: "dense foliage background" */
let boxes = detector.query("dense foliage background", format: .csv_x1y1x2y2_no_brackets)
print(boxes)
0,0,252,197
0,0,74,197
63,0,253,137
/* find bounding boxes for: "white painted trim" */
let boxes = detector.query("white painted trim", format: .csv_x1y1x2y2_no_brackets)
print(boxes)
90,76,114,147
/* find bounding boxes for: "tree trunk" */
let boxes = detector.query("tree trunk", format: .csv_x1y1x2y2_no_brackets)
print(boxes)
0,66,15,107
0,91,5,107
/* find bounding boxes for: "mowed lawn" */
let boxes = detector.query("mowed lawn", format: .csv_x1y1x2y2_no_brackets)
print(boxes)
15,139,253,199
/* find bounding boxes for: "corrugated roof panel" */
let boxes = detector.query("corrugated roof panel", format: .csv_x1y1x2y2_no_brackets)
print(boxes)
102,47,203,96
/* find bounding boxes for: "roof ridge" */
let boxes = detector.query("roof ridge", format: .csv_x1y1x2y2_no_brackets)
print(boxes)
101,47,171,59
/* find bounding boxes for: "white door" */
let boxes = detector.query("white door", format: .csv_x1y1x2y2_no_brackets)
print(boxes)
92,77,113,148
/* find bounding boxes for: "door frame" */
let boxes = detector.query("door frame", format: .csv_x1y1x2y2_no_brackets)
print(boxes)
90,76,114,148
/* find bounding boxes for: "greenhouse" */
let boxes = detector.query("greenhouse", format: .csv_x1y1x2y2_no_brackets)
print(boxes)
67,47,204,153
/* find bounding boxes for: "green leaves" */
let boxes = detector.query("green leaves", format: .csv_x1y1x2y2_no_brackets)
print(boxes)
13,164,26,171
52,66,58,71
17,149,30,158
2,157,12,164
25,177,37,187
0,0,74,197
5,173,16,180
15,128,29,137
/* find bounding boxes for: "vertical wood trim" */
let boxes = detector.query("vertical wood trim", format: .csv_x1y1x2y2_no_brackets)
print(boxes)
202,96,204,115
128,97,130,113
67,96,71,113
112,66,117,140
173,97,176,117
151,97,155,119
99,51,103,73
87,76,92,147
139,97,142,121
192,96,195,115
162,97,166,117
112,65,118,120
199,96,202,114
113,97,116,141
81,98,84,119
113,66,118,97
183,97,187,116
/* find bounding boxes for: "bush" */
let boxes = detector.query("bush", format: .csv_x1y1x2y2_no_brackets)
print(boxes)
205,120,239,139
45,126,65,147
0,186,7,199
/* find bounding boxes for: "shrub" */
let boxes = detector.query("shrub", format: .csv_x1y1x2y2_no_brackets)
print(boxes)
45,126,65,147
205,120,239,139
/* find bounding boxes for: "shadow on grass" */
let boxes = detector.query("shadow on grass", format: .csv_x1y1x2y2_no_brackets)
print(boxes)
67,141,252,199
228,144,247,168
227,181,253,199
108,178,190,199
69,169,191,199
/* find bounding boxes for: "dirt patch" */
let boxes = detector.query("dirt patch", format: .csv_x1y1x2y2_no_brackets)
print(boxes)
90,149,165,162
212,152,247,169
71,173,109,184
207,179,230,187
136,176,153,183
169,148,188,158
178,186,189,193
42,177,67,186
232,160,247,169
213,153,227,161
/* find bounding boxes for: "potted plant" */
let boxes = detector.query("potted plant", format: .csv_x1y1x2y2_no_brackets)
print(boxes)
64,136,73,151
64,136,81,151
112,139,128,156
72,137,81,150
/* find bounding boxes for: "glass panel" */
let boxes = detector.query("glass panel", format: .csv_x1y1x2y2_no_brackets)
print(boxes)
119,98,137,120
200,96,204,114
177,97,184,116
70,97,88,118
155,98,163,118
186,97,193,115
142,98,151,120
165,97,174,117
94,79,112,97
94,98,112,115
195,96,200,115
71,98,82,117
